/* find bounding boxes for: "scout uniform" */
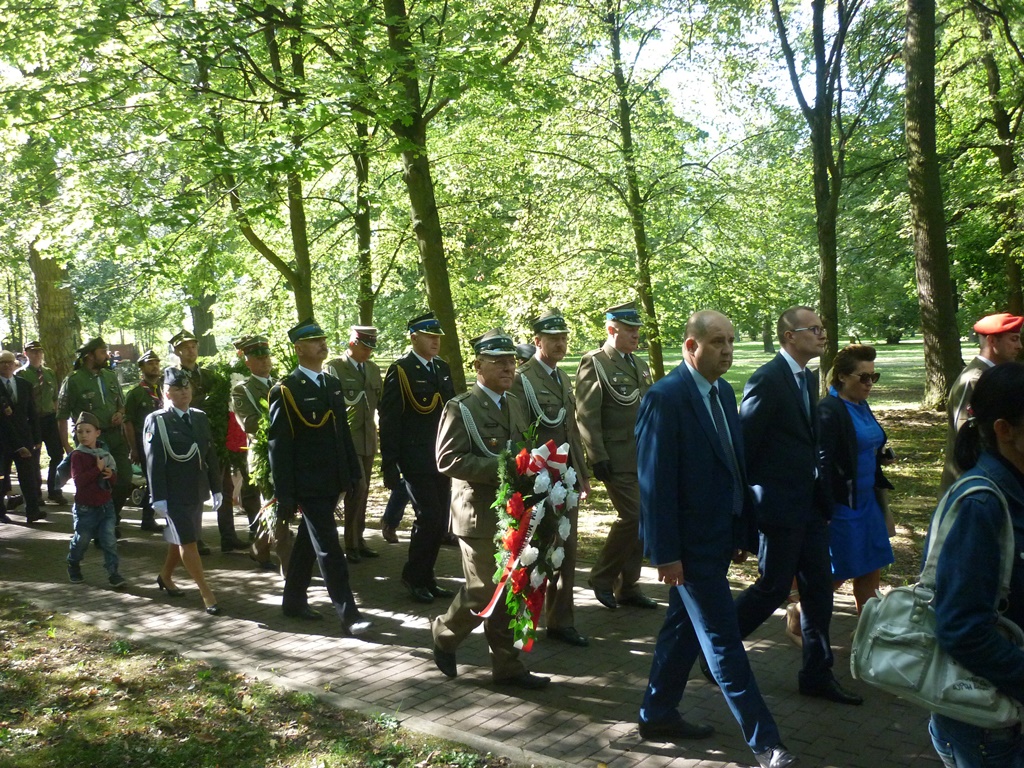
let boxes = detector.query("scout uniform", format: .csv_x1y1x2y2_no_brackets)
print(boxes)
575,301,654,608
17,340,64,503
123,349,164,530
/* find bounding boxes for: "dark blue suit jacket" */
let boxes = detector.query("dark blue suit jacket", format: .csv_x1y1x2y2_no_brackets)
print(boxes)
637,364,756,570
740,353,829,528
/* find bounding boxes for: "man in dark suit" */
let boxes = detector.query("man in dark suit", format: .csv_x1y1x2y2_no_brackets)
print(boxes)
0,349,43,522
510,308,591,646
636,311,796,768
268,318,370,636
733,305,861,706
431,329,548,690
379,311,457,603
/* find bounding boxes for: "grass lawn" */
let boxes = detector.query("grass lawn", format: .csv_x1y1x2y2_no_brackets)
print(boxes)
0,595,515,768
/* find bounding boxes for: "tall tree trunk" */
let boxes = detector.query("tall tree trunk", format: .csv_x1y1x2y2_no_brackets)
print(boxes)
353,120,375,326
28,239,80,382
190,291,217,356
383,0,466,391
607,7,664,380
906,0,963,408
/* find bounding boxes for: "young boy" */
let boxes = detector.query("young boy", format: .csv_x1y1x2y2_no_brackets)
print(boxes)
66,412,127,588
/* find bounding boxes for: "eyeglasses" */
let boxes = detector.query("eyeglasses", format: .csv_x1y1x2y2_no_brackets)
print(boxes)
848,372,881,384
791,326,825,337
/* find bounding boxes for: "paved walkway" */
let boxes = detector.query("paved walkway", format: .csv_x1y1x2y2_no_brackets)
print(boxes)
1,502,939,768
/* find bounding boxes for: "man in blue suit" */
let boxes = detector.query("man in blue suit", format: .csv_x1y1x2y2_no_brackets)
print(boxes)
733,306,861,705
637,311,797,768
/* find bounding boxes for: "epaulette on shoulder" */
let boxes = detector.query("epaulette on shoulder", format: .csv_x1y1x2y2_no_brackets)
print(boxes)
451,391,473,404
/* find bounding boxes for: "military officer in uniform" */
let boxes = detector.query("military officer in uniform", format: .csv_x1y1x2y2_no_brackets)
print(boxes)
18,340,65,504
431,329,550,689
510,309,592,647
379,311,457,603
328,326,383,562
230,334,282,569
123,350,164,531
170,329,248,553
268,318,370,636
576,301,656,610
57,338,133,534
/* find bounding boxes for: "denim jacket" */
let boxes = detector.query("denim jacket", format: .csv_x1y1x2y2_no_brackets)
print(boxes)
931,451,1024,704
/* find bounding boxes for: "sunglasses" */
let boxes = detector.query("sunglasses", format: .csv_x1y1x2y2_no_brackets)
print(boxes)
848,372,881,384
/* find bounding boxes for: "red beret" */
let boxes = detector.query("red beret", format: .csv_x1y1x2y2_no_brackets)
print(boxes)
973,313,1024,335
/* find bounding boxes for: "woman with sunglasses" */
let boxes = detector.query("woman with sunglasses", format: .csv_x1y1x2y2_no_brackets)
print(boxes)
817,344,895,613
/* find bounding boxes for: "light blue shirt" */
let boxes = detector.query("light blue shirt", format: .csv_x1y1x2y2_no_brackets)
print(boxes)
297,365,324,386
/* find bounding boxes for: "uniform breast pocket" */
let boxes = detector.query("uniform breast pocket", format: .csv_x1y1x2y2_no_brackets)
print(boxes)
411,381,437,403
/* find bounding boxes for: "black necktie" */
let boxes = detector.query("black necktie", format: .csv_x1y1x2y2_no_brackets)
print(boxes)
316,372,325,389
425,360,433,374
182,411,191,427
709,386,743,516
358,362,365,375
626,353,635,368
550,367,560,386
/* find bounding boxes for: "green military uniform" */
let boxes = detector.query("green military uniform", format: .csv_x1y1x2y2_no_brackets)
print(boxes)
123,352,164,529
575,303,653,606
57,364,132,513
17,344,63,499
327,326,383,558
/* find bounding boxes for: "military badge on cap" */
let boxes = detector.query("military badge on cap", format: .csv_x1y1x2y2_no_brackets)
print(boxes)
287,318,327,343
169,329,198,349
24,340,43,351
233,334,271,357
973,313,1024,336
138,350,160,364
163,367,190,388
408,312,444,336
470,328,517,356
532,309,569,335
605,301,643,327
77,337,106,357
350,325,378,349
515,343,537,365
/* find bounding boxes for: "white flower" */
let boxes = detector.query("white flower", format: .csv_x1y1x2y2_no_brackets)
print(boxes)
566,490,579,510
564,466,577,489
533,470,551,494
549,481,567,507
558,516,572,540
530,569,546,589
520,546,539,566
514,638,524,650
550,546,565,569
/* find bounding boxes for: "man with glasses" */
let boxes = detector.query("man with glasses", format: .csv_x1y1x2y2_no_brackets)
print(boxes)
939,312,1023,493
733,306,863,706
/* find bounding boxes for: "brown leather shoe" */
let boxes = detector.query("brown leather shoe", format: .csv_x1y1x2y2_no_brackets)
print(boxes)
381,525,399,544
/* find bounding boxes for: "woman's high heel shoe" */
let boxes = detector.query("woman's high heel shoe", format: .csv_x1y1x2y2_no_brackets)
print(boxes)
204,604,221,616
156,575,185,597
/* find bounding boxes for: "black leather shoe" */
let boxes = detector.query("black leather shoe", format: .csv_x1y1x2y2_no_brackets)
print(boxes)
433,644,457,678
0,511,11,524
156,575,185,597
357,545,379,558
344,548,362,563
593,588,617,609
799,676,863,705
139,519,163,532
205,604,221,616
494,671,550,690
25,509,47,523
220,537,249,553
283,606,323,621
547,626,589,647
196,540,211,556
403,579,435,603
754,744,799,768
698,652,715,683
637,718,714,741
381,525,399,544
619,593,658,609
429,584,456,599
48,491,67,504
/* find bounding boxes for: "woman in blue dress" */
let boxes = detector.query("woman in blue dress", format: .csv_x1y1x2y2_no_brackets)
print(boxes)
818,344,895,613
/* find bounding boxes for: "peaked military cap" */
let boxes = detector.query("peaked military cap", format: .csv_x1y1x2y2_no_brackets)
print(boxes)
138,350,160,364
234,334,271,357
974,313,1024,336
77,337,107,357
350,325,378,349
287,318,327,343
75,411,101,429
169,329,198,349
532,309,569,335
515,343,537,364
163,367,190,388
470,328,516,356
24,340,43,351
408,312,444,336
605,301,643,327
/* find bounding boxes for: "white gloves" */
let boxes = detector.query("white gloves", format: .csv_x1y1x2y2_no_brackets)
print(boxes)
211,492,223,510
